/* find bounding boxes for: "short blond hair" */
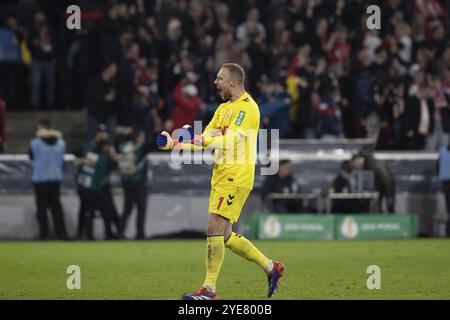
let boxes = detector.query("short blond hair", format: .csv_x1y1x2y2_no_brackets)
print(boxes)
222,63,245,83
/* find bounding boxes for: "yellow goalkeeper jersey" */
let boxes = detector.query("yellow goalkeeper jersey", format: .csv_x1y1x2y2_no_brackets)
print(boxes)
203,92,260,190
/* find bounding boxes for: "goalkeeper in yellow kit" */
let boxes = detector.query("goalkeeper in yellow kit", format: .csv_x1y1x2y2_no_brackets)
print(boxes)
157,63,285,300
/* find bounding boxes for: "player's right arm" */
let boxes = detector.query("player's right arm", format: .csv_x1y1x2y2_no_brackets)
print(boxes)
157,130,206,151
157,104,224,151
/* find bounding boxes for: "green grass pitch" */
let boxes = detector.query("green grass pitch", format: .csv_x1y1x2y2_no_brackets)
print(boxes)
1,239,449,299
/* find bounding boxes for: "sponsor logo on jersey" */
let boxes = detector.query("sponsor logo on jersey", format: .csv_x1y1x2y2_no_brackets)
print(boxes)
235,111,246,126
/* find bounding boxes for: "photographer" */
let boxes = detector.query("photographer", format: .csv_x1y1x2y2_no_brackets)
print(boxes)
75,125,118,240
112,127,152,239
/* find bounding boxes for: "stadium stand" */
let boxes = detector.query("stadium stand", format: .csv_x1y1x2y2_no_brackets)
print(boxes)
0,0,449,150
0,0,449,240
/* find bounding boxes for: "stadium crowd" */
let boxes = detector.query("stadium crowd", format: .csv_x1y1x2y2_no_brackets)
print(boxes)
0,0,449,151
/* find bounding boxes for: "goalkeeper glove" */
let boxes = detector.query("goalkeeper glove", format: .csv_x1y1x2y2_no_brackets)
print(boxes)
177,125,194,142
156,131,175,150
176,124,205,146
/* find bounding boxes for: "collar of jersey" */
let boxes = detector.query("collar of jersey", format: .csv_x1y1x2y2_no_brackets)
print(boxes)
228,91,248,105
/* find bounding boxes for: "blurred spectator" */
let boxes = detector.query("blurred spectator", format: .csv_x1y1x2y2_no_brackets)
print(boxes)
63,21,100,110
261,159,302,213
437,142,450,237
236,7,266,42
0,16,22,62
408,47,431,79
158,18,183,99
330,161,353,194
376,81,405,150
86,62,118,139
166,51,198,113
442,47,450,70
426,20,447,58
329,160,370,213
350,150,396,213
309,17,329,57
118,41,141,125
0,96,5,152
411,12,427,46
311,79,344,138
101,3,122,64
168,77,203,131
0,0,448,152
214,22,251,72
363,30,382,65
426,75,450,151
269,25,295,86
349,48,375,138
328,24,351,77
287,44,318,138
414,0,447,32
28,11,56,109
0,15,28,109
391,23,413,76
29,120,67,240
136,25,157,61
401,83,435,149
130,58,162,141
258,78,292,138
247,29,270,93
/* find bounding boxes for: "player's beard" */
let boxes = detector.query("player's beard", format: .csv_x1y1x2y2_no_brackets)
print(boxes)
218,88,231,101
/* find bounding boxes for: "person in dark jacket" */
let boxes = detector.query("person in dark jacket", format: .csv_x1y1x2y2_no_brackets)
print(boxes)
29,120,67,240
329,160,370,213
28,11,56,110
426,75,450,151
85,62,118,139
75,125,118,240
0,97,6,152
400,83,435,150
350,150,396,213
112,127,151,239
261,159,302,213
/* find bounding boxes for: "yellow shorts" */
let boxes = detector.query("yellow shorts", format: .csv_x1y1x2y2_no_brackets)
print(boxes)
208,184,251,224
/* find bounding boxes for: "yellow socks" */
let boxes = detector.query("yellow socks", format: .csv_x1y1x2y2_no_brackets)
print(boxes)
203,236,225,292
225,232,272,273
203,233,274,293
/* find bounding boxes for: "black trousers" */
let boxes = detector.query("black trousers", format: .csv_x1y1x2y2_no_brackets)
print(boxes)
119,180,148,239
76,190,90,239
77,186,117,239
0,62,27,109
33,182,67,240
102,184,120,231
378,192,395,213
442,181,450,237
